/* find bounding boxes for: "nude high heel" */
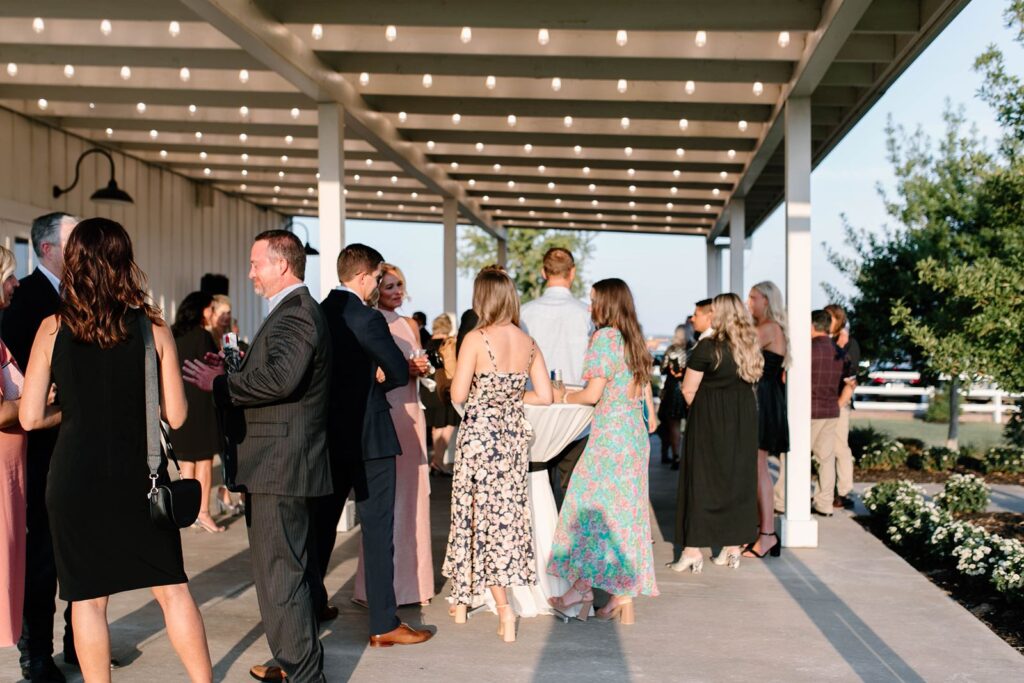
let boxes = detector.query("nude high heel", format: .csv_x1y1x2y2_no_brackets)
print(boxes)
449,604,467,624
595,598,635,625
496,604,516,643
668,554,703,574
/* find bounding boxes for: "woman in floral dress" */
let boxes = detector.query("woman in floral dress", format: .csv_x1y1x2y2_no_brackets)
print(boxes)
548,278,659,624
442,267,553,642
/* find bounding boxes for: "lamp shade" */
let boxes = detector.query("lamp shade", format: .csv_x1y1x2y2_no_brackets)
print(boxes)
90,179,134,205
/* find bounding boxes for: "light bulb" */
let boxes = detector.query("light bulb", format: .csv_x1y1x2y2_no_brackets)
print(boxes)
617,79,628,93
494,164,502,171
100,19,112,36
280,155,288,162
671,186,678,194
422,73,432,88
551,76,562,92
573,145,582,155
624,147,633,156
239,132,248,142
685,80,695,94
290,107,300,119
366,158,373,166
582,166,590,174
539,165,546,173
241,153,249,161
538,28,550,46
620,117,630,129
204,168,212,176
712,188,720,196
6,63,17,77
452,113,461,124
426,140,435,150
524,143,533,152
241,169,248,176
753,81,764,96
507,180,515,188
168,21,181,38
629,185,637,193
695,30,707,47
105,127,113,137
239,105,249,117
200,151,208,159
239,69,249,83
179,67,190,82
475,142,484,151
460,27,472,43
159,150,168,158
679,118,689,131
627,168,635,176
507,114,517,127
547,182,556,189
673,169,681,177
588,184,596,192
63,64,75,78
149,129,158,139
738,120,748,131
719,171,728,179
397,111,408,124
188,104,197,114
778,31,791,48
136,102,146,113
120,66,132,80
355,71,368,86
311,23,323,40
486,75,496,90
37,98,48,110
616,30,628,47
450,162,459,169
32,18,44,34
386,25,397,42
563,115,573,127
195,131,202,139
728,149,736,159
676,148,685,157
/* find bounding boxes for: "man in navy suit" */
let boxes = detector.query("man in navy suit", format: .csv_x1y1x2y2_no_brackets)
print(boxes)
316,243,431,648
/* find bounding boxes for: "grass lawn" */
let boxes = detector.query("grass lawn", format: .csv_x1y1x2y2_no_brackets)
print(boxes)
851,416,1005,452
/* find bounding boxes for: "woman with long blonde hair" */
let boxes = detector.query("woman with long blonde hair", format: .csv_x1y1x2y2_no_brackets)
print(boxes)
548,278,659,624
442,267,552,642
745,280,790,558
672,293,762,573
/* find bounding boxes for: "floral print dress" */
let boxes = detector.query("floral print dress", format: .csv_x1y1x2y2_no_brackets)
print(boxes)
443,331,537,605
548,327,659,597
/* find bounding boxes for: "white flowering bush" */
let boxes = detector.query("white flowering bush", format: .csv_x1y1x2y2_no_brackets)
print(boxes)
983,446,1024,474
859,439,909,470
935,473,990,514
865,475,1024,603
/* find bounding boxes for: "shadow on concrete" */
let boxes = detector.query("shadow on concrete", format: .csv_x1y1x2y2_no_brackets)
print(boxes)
766,551,926,683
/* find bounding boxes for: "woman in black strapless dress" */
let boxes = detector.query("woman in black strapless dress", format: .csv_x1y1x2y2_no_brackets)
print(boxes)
19,218,212,681
745,282,790,559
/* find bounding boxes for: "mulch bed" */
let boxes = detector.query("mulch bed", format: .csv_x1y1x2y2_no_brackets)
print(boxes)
856,513,1024,654
856,467,1024,486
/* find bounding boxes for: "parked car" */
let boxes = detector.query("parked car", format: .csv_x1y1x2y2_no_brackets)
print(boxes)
866,361,922,387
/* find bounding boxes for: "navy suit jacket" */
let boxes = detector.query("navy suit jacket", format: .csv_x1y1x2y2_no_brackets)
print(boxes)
320,289,408,463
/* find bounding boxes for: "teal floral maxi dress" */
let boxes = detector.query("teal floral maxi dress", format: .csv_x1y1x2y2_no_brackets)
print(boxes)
547,328,659,598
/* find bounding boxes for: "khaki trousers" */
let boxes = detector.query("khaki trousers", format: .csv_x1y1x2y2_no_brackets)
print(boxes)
773,418,840,514
834,406,854,497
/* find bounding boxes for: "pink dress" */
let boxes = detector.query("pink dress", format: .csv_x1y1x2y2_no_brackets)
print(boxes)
0,341,27,647
354,311,435,605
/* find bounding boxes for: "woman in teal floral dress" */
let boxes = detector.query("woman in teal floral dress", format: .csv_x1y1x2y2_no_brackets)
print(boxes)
548,278,659,624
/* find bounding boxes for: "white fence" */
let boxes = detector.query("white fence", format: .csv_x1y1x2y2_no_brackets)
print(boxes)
853,385,1021,423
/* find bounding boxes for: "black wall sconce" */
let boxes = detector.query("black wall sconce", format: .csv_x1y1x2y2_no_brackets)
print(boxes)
285,218,319,255
53,148,134,205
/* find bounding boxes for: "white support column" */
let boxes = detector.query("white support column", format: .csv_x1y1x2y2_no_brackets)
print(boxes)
782,96,818,548
496,235,508,268
729,199,746,295
705,240,722,298
443,198,458,314
317,103,345,297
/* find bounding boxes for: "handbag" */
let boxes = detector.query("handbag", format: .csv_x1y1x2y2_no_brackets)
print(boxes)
140,316,201,531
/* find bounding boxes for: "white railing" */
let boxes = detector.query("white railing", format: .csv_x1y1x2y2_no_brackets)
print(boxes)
853,385,1021,423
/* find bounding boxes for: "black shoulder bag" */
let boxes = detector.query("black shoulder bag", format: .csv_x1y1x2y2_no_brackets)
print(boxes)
140,316,201,530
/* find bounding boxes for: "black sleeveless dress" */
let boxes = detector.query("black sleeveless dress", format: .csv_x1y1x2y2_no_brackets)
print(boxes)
46,310,187,601
756,350,790,455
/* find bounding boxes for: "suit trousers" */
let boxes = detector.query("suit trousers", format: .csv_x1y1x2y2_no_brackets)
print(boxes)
834,406,854,497
772,418,839,514
247,494,325,683
313,456,399,636
19,432,73,667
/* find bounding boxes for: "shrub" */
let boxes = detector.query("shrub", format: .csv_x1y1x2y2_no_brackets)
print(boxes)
936,473,990,514
923,446,959,472
859,439,909,470
923,386,961,423
950,523,997,578
1003,410,1024,448
982,446,1024,474
863,480,917,516
849,424,889,462
991,538,1024,603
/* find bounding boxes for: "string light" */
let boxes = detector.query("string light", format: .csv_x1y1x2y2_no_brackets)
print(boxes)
239,69,249,83
149,129,158,139
573,145,582,155
63,64,74,78
385,25,397,42
582,166,590,174
679,118,689,131
617,79,628,93
239,105,249,117
290,108,300,119
452,113,461,124
778,31,791,48
200,151,208,159
624,147,633,156
493,163,502,171
753,81,764,96
168,21,181,38
538,28,550,46
120,66,132,80
100,19,112,36
239,132,248,142
426,140,435,150
179,67,190,82
676,148,685,157
285,135,294,144
6,63,17,77
551,77,562,92
475,142,484,151
738,120,748,131
195,131,203,140
359,72,369,86
311,23,323,40
727,149,736,159
159,150,168,158
204,168,212,176
563,116,573,128
37,98,48,110
524,143,533,153
620,117,630,129
398,111,407,123
507,114,517,127
486,75,496,90
422,73,432,88
106,128,114,137
460,27,472,43
616,30,628,47
32,18,44,34
188,104,197,114
136,102,146,113
685,80,695,95
695,30,707,47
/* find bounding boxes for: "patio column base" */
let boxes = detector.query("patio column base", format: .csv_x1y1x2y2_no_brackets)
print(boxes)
780,516,818,548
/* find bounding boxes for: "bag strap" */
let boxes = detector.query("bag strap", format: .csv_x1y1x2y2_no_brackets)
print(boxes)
139,314,169,494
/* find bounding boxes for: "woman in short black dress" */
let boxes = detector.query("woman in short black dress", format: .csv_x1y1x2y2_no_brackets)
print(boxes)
657,324,690,465
672,293,762,573
19,218,212,682
422,313,460,475
172,291,225,532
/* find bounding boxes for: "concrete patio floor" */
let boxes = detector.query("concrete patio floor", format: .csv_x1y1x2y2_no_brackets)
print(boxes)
3,447,1022,682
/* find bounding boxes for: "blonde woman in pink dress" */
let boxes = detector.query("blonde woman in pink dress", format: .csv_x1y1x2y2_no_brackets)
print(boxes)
354,264,435,606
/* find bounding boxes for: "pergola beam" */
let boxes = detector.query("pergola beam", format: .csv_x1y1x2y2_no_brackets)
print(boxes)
178,0,502,238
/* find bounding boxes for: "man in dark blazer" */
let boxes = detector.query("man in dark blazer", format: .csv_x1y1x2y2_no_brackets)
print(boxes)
2,212,77,683
183,230,331,683
317,243,431,648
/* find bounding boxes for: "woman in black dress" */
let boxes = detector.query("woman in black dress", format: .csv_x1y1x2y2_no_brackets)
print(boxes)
172,292,225,532
746,281,790,558
672,293,763,573
422,312,459,475
19,218,212,682
657,324,690,465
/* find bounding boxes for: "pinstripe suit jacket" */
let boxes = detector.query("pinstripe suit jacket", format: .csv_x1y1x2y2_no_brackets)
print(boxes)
213,286,332,497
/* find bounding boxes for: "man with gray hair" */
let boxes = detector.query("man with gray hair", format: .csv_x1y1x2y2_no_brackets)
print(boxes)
2,212,78,682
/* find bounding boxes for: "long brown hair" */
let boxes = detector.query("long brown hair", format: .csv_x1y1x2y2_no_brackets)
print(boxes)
473,267,520,327
590,278,651,387
60,217,162,348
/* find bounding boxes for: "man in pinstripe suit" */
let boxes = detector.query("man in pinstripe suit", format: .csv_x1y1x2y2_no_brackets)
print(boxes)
184,230,331,683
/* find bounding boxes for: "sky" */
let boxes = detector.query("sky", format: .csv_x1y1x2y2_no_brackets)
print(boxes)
294,0,1023,337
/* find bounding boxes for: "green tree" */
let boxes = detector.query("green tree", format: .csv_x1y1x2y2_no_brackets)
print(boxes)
459,227,596,303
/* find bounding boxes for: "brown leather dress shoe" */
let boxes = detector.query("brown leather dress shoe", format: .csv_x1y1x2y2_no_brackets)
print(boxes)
368,623,433,648
318,604,340,622
250,664,287,681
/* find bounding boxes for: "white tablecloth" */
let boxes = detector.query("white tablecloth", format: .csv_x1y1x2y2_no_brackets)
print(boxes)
454,401,594,618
